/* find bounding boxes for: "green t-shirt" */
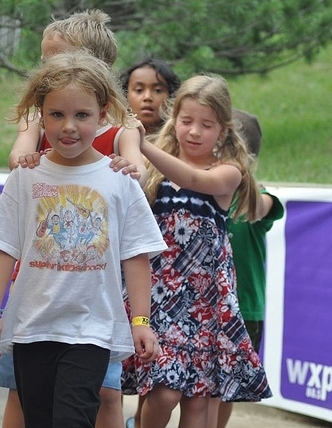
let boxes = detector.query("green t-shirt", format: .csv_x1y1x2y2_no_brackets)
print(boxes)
228,189,284,321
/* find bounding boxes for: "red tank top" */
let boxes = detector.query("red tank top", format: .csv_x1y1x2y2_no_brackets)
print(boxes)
39,125,122,155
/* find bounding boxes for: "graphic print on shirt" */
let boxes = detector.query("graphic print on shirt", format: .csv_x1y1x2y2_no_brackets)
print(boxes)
32,183,109,271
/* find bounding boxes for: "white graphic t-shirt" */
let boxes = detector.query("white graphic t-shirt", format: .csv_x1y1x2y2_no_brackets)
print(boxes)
0,156,166,361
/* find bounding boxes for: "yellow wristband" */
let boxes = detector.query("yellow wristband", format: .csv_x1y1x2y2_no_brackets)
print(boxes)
132,316,150,327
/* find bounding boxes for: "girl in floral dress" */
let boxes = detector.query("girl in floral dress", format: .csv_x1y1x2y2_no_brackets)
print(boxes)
122,74,272,428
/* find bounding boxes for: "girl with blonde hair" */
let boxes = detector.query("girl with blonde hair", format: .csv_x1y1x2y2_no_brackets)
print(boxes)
122,74,272,428
4,10,146,428
0,49,165,428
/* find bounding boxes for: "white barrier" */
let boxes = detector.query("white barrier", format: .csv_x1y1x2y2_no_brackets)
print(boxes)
0,174,331,422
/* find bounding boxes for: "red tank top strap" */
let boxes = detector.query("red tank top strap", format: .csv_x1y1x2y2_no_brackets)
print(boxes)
38,126,121,156
38,132,51,151
93,126,121,155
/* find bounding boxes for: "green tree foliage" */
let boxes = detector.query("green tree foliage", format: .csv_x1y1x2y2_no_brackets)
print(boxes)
1,0,332,79
0,0,61,72
114,0,332,78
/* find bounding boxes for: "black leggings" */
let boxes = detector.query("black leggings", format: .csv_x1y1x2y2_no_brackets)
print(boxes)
13,341,110,428
244,320,264,353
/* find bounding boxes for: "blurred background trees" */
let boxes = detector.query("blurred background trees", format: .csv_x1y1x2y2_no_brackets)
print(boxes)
1,0,332,79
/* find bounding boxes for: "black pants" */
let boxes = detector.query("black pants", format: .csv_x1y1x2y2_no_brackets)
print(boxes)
244,320,264,353
13,341,110,428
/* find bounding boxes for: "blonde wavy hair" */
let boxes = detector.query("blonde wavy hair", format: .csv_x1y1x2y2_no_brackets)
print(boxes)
144,74,260,222
43,9,118,66
9,50,128,129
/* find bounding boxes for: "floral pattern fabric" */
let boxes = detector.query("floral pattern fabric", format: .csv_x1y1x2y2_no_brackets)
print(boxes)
122,181,272,401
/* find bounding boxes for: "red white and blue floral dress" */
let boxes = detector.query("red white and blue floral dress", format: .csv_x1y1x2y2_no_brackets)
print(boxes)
122,180,272,401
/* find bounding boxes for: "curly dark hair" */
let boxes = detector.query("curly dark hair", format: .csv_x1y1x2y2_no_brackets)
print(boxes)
120,57,181,98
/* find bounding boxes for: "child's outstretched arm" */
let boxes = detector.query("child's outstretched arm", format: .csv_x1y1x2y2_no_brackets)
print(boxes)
0,251,16,307
115,127,148,187
8,117,42,170
257,192,274,220
122,253,159,362
141,138,241,202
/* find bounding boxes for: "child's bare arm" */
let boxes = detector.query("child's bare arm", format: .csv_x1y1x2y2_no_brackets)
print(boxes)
122,254,159,362
140,137,241,202
0,251,16,306
8,117,41,170
257,192,274,219
116,127,148,187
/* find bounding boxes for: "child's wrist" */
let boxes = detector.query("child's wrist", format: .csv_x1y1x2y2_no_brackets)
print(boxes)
132,316,150,327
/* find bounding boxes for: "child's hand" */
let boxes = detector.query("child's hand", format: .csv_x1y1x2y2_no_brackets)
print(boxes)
132,326,159,363
13,152,41,169
125,114,145,144
109,154,141,181
137,122,146,146
125,114,146,147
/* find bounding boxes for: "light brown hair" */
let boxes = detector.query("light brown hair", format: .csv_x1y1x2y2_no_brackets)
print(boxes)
43,9,117,66
10,50,127,128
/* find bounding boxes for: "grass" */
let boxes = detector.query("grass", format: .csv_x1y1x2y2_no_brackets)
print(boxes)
0,45,331,183
0,72,23,169
228,45,332,184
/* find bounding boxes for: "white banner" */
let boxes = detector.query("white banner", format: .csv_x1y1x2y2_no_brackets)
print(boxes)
261,185,332,422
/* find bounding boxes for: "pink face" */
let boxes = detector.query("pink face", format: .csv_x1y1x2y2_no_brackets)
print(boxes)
127,66,169,132
41,33,76,61
175,98,225,164
41,83,106,166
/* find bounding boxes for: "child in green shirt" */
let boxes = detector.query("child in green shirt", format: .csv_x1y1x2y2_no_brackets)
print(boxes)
208,109,284,428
